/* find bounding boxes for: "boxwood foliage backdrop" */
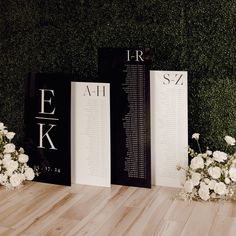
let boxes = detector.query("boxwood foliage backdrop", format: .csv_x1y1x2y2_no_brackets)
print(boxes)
0,0,236,151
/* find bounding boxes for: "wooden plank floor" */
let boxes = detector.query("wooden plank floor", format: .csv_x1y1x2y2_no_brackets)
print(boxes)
0,182,236,236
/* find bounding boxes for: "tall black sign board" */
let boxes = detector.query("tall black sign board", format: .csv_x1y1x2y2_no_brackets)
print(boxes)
99,48,151,188
24,73,71,186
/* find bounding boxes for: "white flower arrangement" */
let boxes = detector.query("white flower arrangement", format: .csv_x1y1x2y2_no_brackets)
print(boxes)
178,133,236,201
0,122,35,189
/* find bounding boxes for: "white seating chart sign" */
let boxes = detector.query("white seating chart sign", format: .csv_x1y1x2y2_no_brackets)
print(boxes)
150,71,188,188
71,82,111,187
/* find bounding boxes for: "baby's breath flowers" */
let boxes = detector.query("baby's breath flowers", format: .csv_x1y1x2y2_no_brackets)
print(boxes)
0,122,35,189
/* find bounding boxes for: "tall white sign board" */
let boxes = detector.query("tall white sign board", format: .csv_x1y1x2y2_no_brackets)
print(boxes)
150,71,188,188
71,82,111,187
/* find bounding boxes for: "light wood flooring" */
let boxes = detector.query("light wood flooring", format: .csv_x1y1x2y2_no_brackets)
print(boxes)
0,182,236,236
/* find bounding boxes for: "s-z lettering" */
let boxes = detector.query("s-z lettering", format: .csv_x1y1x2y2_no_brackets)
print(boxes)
163,74,184,85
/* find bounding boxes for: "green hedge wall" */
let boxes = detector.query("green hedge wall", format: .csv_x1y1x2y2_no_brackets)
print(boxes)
0,0,236,151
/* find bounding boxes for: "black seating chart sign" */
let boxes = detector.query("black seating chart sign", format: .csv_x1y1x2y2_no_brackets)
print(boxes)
98,48,151,188
24,73,71,186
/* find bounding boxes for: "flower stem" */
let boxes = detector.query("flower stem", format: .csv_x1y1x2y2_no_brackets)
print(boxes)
197,140,202,153
225,144,229,153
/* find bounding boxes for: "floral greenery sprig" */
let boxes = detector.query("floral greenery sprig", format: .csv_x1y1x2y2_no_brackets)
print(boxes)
0,122,35,189
177,133,236,201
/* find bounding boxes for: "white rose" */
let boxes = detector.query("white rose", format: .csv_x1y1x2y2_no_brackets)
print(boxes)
2,154,12,166
224,135,236,146
191,172,201,186
208,180,217,190
24,168,35,180
184,179,194,193
198,185,210,201
214,182,227,195
3,143,16,153
229,167,236,181
10,174,23,187
205,158,214,166
192,133,200,140
190,155,204,170
208,166,221,179
0,122,6,130
213,151,227,163
225,178,231,184
5,160,18,173
6,132,15,140
18,154,29,163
